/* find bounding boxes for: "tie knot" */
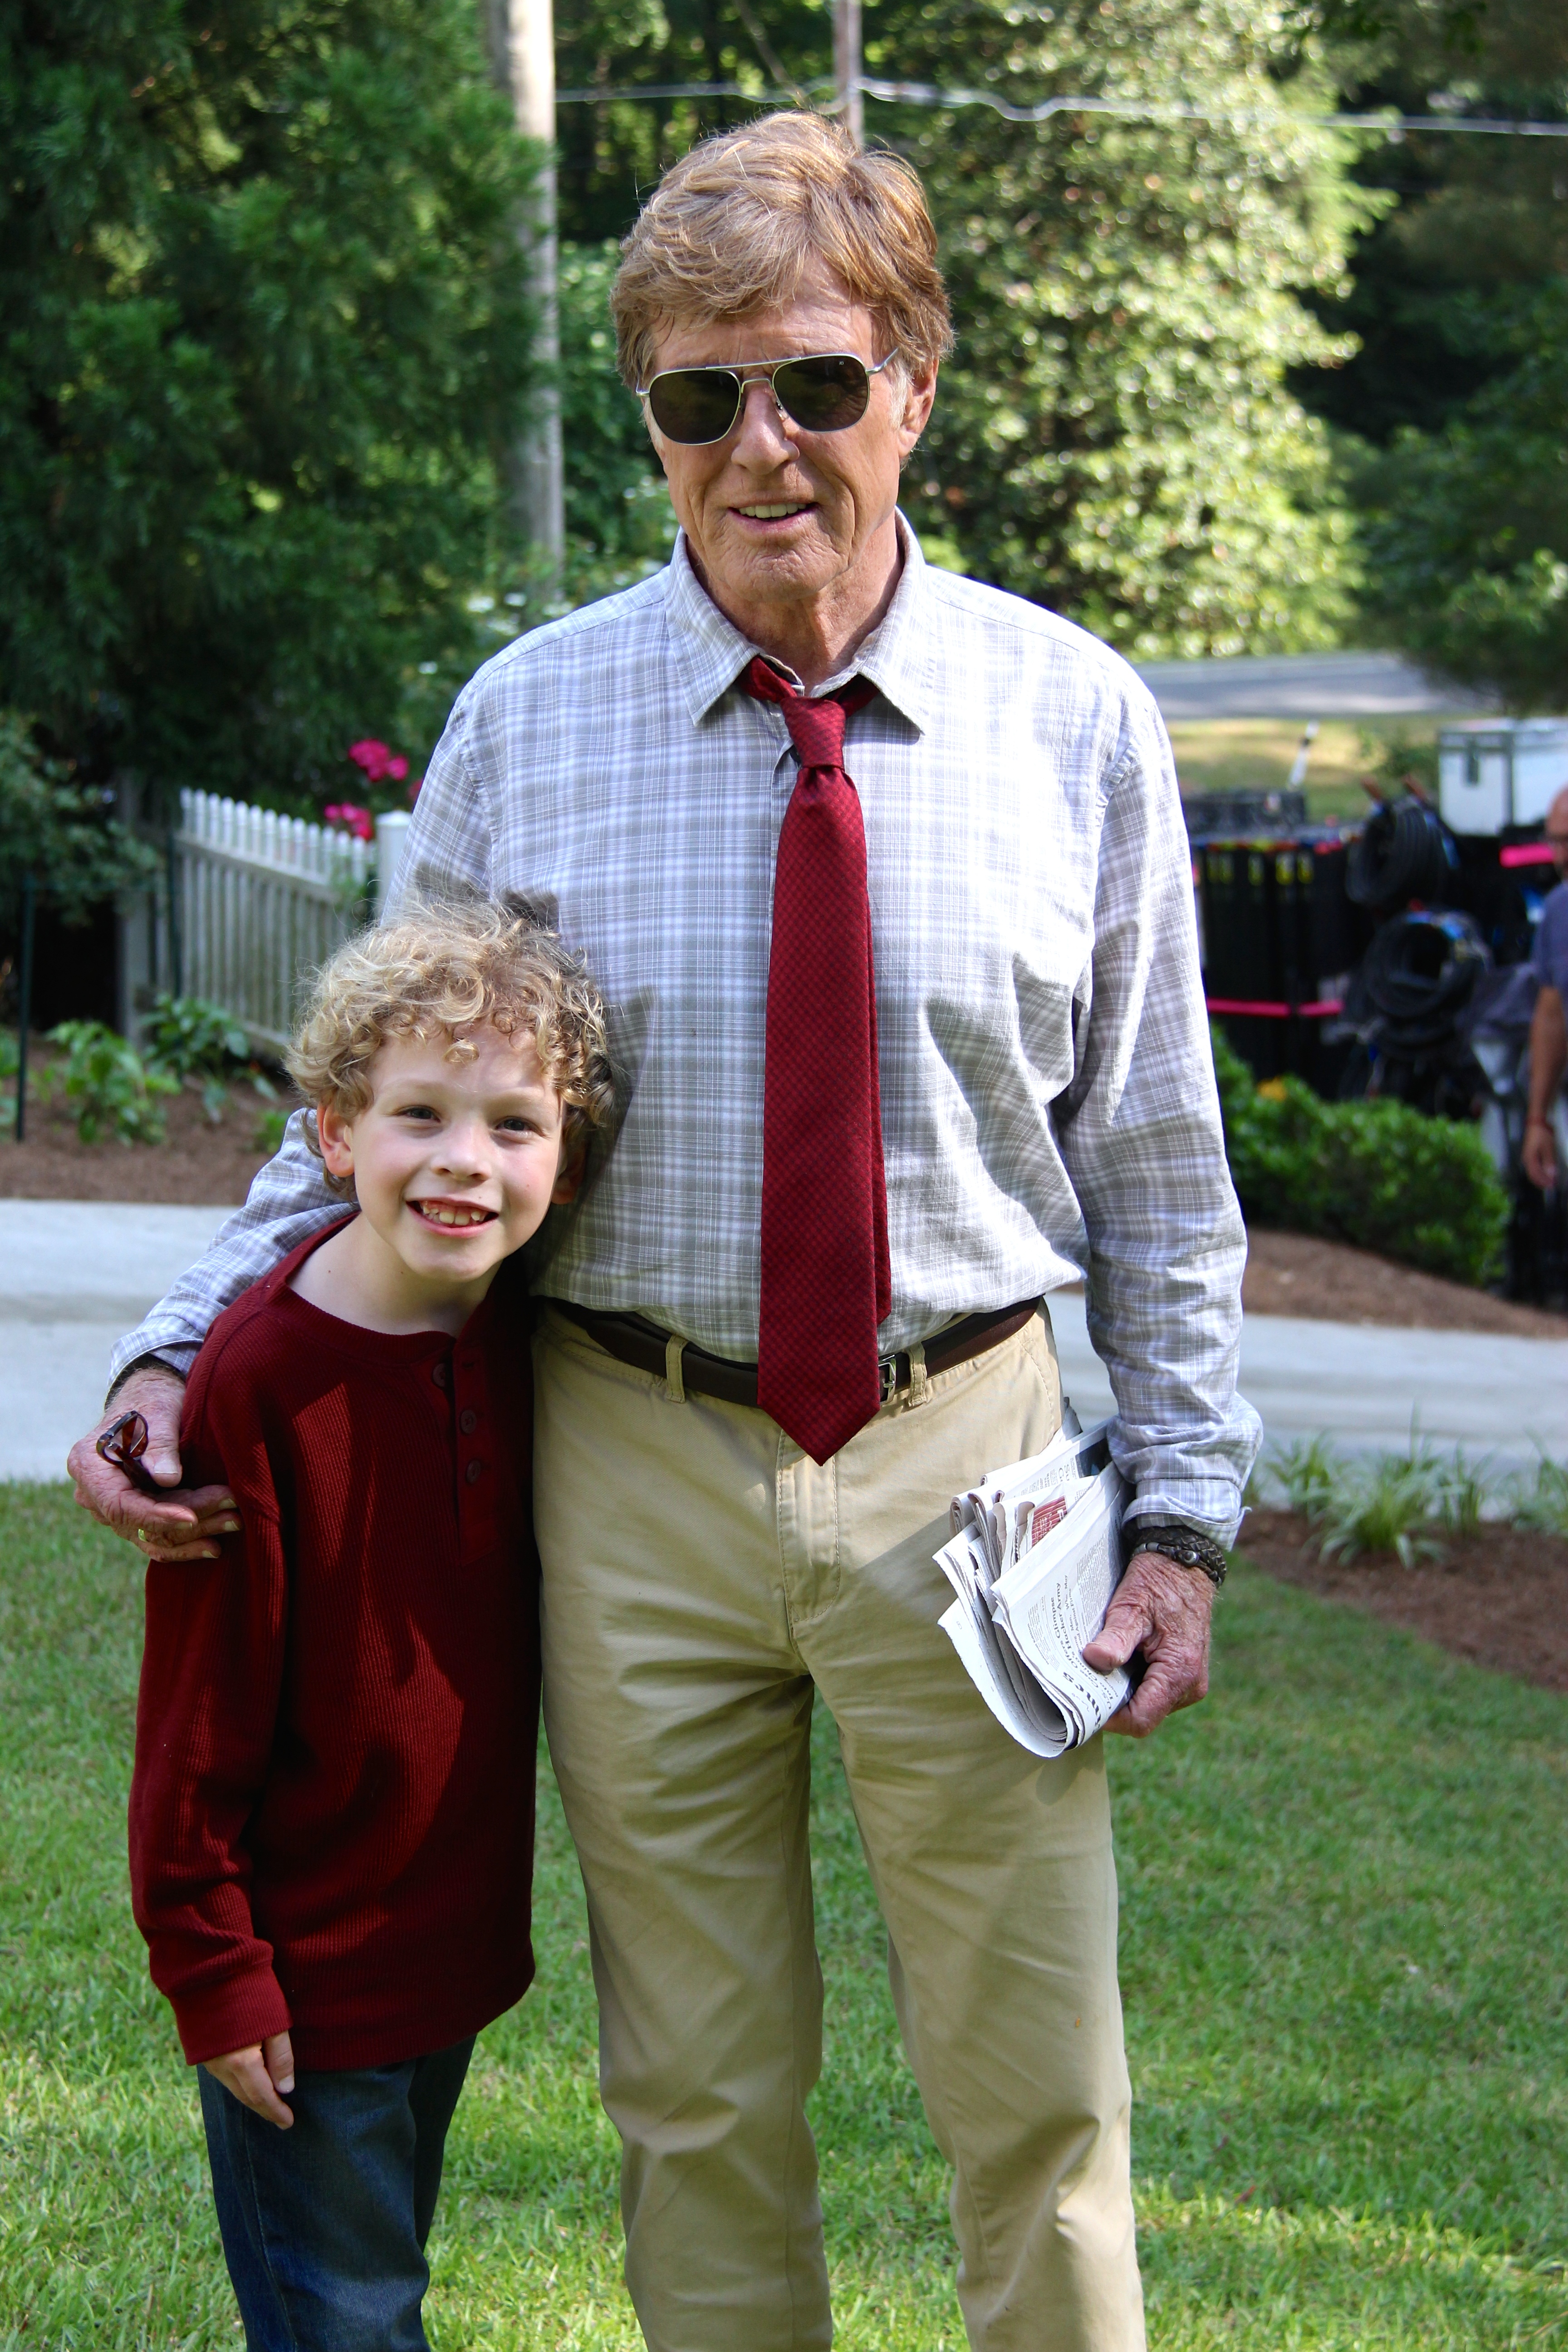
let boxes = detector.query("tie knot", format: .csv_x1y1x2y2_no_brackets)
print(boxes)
742,656,874,772
785,695,847,769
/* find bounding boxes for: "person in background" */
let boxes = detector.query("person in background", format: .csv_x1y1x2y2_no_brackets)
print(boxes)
1522,784,1568,1189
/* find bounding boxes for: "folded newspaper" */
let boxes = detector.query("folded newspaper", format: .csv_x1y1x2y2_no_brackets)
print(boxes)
935,1411,1132,1757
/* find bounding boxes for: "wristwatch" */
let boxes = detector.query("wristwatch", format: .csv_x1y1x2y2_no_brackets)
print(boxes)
1126,1517,1229,1588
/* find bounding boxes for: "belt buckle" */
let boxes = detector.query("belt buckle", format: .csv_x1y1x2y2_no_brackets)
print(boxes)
877,1352,902,1405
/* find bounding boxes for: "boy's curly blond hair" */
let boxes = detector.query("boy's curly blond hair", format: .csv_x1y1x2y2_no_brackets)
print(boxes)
286,900,616,1161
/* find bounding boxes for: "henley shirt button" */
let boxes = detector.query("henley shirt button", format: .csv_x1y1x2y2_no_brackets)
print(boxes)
458,1407,478,1435
431,1362,449,1388
465,1458,485,1485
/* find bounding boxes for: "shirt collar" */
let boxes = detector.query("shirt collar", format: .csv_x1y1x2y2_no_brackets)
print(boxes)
663,514,938,738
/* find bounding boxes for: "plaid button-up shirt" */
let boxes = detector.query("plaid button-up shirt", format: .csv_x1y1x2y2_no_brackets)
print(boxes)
115,523,1260,1533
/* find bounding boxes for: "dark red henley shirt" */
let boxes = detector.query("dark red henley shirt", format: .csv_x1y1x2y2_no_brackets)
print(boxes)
128,1224,539,2070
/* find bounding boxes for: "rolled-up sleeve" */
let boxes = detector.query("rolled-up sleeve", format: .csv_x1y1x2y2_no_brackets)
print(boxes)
1052,692,1262,1543
109,700,497,1389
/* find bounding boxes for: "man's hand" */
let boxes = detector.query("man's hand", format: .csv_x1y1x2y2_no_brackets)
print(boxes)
1524,985,1567,1191
66,1365,238,1564
1524,1116,1558,1192
203,2031,296,2129
1082,1549,1214,1738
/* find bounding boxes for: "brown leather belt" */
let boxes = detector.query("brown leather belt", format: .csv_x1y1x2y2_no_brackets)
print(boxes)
549,1298,1042,1413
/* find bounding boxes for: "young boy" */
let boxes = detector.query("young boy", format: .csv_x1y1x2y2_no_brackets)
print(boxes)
128,900,613,2352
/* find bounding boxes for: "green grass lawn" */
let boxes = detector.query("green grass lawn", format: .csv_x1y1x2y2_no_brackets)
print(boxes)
2,1484,1565,2349
1168,717,1454,824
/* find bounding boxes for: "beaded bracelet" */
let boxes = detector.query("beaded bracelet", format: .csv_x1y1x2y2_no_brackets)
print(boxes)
1126,1519,1229,1588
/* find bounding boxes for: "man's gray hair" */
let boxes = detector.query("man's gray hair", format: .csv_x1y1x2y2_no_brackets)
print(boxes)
611,111,954,395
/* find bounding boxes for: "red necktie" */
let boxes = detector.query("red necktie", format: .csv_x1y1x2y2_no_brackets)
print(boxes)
743,656,891,1463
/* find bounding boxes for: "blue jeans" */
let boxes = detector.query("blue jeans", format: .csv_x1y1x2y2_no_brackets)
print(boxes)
198,2037,475,2351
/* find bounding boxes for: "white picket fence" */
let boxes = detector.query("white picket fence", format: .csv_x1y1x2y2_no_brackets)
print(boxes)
172,790,410,1054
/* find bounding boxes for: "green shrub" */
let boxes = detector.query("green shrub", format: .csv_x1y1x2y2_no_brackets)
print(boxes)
1437,1447,1493,1539
1264,1435,1344,1522
1319,1448,1450,1569
141,995,249,1080
141,994,275,1126
46,1022,176,1146
1511,1454,1568,1539
1211,1024,1509,1287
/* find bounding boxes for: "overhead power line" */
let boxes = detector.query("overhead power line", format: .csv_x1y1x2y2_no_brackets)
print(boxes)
554,75,1568,138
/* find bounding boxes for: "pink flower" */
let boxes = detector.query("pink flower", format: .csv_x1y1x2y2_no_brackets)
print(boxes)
347,739,393,782
387,754,409,782
323,802,375,843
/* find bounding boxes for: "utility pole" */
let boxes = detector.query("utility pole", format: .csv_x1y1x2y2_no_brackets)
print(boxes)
834,0,862,147
487,0,565,574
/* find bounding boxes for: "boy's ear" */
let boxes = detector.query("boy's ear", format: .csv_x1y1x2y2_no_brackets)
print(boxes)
551,1131,587,1206
316,1098,356,1180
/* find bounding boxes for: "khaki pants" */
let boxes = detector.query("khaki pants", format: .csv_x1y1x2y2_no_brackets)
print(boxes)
533,1304,1144,2352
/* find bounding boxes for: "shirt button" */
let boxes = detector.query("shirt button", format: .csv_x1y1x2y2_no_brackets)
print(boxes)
459,1407,478,1435
431,1362,449,1389
465,1459,484,1485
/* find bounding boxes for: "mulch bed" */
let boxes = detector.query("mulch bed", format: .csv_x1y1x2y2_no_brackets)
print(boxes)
1238,1508,1568,1695
0,1066,290,1205
1240,1227,1568,1340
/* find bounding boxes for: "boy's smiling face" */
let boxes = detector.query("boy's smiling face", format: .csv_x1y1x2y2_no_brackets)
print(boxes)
315,1024,577,1317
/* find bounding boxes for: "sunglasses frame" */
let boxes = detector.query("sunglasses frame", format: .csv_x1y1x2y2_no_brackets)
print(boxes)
636,349,901,446
96,1407,161,1493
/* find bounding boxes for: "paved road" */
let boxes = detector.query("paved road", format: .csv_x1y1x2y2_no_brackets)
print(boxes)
1133,649,1496,724
5,1203,1565,1484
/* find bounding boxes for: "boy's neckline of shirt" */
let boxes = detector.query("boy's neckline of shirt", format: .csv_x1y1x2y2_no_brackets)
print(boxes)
260,1216,499,1362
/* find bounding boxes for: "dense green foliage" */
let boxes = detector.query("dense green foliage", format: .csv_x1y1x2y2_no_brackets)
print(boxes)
883,1,1371,654
1297,0,1568,703
1212,1023,1509,1284
1301,0,1568,450
9,0,1563,800
553,0,1372,654
0,0,538,807
4,1485,1567,2343
558,241,677,590
0,709,157,926
1355,284,1568,708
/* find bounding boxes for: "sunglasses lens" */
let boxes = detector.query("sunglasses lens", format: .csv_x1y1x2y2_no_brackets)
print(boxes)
774,354,872,432
647,369,742,444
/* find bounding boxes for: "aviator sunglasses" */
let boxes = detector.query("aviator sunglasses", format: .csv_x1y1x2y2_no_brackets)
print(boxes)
637,349,900,446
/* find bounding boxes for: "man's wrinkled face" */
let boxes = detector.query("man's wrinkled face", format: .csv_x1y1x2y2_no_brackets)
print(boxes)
644,260,936,628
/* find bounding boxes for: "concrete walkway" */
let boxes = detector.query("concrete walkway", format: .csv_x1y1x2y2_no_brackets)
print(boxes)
1049,1290,1568,1473
5,1202,1566,1483
1132,649,1494,723
1,1201,240,1481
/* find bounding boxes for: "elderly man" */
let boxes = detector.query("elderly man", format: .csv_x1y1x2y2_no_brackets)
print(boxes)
73,113,1259,2352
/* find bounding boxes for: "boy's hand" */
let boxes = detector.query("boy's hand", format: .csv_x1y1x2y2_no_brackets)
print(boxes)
203,2030,296,2128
